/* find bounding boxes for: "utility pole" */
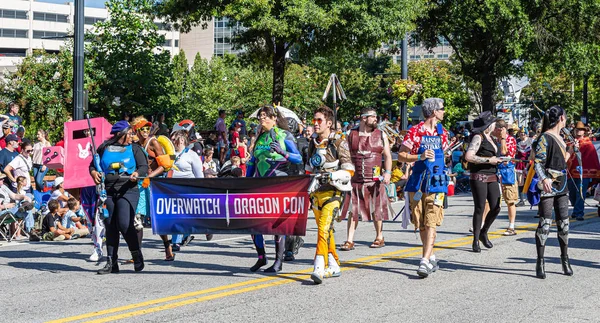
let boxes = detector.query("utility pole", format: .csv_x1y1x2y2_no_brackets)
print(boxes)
73,0,85,120
400,37,408,130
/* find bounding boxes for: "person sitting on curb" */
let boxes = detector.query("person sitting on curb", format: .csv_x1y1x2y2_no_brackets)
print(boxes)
62,197,90,238
42,199,80,241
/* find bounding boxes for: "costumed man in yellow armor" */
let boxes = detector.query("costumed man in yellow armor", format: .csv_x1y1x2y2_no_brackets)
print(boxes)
305,106,354,284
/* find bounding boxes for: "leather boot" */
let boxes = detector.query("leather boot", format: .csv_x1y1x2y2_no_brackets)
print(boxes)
561,255,573,276
250,247,267,272
131,250,145,272
98,255,119,275
472,239,481,253
479,230,493,249
536,257,546,279
265,236,285,273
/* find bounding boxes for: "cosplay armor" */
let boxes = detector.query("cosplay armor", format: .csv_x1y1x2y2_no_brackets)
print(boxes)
247,127,302,177
306,134,354,284
100,145,137,175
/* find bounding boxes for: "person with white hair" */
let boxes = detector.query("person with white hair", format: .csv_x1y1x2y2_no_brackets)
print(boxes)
397,98,451,278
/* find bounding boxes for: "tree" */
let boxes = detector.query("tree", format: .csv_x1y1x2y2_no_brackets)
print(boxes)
388,60,474,128
418,0,600,115
89,0,172,118
156,0,425,104
0,48,104,141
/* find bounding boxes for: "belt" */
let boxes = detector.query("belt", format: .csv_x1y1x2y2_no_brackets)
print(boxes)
470,173,498,183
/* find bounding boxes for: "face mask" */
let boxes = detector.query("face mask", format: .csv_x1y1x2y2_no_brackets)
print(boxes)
12,142,18,149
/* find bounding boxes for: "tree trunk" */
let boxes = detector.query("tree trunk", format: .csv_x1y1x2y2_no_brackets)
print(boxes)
480,73,497,113
272,40,286,105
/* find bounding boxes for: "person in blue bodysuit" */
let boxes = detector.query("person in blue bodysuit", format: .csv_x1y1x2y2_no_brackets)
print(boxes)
246,105,302,272
90,121,148,275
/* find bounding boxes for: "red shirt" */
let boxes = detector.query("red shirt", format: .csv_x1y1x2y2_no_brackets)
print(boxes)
402,121,449,154
503,135,517,158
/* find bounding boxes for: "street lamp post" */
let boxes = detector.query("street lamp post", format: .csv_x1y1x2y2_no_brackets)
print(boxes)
73,0,85,120
400,37,408,130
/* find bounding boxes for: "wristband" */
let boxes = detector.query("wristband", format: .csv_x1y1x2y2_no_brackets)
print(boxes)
417,154,421,161
384,170,392,175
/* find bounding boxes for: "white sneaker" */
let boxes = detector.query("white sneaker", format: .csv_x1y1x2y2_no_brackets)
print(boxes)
311,269,324,284
324,267,341,278
89,251,100,262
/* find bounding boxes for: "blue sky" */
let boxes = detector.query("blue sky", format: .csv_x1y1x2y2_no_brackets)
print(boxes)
37,0,107,8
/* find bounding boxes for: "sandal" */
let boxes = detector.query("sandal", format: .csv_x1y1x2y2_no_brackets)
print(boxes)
339,241,355,251
503,228,517,236
165,253,176,261
370,238,385,248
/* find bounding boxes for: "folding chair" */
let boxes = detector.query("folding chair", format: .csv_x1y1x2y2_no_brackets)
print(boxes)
0,211,20,242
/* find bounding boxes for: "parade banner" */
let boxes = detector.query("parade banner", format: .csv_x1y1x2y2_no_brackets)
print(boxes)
150,175,312,236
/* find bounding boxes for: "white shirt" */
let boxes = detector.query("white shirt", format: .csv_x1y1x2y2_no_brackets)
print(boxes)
8,155,32,191
172,149,204,179
51,189,70,208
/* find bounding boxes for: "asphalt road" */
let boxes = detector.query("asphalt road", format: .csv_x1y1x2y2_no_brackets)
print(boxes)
1,194,599,323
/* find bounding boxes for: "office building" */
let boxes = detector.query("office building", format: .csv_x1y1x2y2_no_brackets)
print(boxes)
0,0,180,73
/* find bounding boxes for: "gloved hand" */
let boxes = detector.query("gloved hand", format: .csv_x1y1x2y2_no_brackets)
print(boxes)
270,141,287,158
141,178,151,189
330,170,351,184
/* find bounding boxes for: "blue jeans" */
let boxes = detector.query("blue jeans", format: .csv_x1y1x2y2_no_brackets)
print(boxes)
568,178,590,217
33,164,48,192
172,234,190,245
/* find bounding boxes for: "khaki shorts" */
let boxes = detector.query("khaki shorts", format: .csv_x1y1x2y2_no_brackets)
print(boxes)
501,183,519,205
408,192,445,230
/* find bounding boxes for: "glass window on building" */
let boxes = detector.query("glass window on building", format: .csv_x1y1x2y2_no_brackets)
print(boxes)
437,54,449,59
163,39,172,47
85,17,105,25
409,55,421,60
33,12,44,20
1,10,27,19
1,29,15,38
15,29,27,38
33,12,69,23
32,30,67,39
32,30,45,39
1,28,28,39
423,54,435,59
438,36,450,46
174,39,179,47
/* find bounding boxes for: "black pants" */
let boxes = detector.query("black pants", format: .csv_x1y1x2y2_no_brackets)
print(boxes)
104,192,140,260
536,194,569,258
470,179,501,241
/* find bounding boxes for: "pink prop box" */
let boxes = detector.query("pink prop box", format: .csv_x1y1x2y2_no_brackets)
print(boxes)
63,117,113,190
42,146,65,169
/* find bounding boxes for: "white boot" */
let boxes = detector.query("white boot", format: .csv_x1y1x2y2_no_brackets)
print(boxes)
325,253,341,278
89,248,100,262
311,255,325,284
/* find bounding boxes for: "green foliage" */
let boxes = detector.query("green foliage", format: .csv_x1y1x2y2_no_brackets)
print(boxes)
387,60,474,128
89,0,172,118
1,48,104,141
157,0,425,102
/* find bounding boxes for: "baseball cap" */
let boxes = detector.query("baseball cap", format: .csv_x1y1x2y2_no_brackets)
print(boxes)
2,123,10,129
5,134,18,143
54,177,64,187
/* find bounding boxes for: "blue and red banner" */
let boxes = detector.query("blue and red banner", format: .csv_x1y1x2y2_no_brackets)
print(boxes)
149,175,312,236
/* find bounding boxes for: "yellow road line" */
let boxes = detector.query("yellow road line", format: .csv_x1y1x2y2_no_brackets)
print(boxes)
50,211,598,323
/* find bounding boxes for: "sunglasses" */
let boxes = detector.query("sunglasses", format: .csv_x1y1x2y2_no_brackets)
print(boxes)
313,118,325,124
25,149,33,153
139,126,151,132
